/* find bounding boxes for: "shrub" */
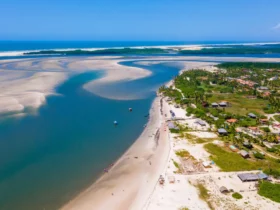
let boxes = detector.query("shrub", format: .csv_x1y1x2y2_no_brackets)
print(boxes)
254,152,265,159
258,181,280,203
232,192,243,199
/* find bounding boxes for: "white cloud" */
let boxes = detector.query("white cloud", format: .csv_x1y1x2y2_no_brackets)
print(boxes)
272,23,280,30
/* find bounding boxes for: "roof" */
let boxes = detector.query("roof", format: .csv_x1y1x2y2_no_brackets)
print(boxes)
227,119,238,123
240,150,249,157
211,102,219,106
195,120,206,126
248,127,259,131
248,113,257,118
238,173,259,182
219,102,227,106
258,173,268,180
218,128,227,133
219,186,228,193
259,86,269,90
260,118,269,122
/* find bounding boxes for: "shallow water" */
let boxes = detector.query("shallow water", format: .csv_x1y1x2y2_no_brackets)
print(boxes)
0,61,180,210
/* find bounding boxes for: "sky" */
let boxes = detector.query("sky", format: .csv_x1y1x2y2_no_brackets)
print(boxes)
0,0,280,41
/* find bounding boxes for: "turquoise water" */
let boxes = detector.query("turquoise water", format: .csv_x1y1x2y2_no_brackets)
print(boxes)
0,61,180,210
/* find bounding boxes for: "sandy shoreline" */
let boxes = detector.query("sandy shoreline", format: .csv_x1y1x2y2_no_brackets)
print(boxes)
61,96,170,210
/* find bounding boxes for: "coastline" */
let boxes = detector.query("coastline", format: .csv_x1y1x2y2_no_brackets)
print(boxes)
61,96,170,210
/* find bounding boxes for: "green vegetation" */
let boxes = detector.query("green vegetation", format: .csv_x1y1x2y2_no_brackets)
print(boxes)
196,183,214,210
175,149,190,158
263,168,280,178
217,62,280,69
208,93,266,115
274,115,280,122
180,46,280,55
232,192,243,199
253,152,265,159
178,207,189,210
204,143,280,171
258,181,280,203
24,48,168,55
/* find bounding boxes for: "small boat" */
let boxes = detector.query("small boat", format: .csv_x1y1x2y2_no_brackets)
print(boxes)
114,121,118,125
129,108,133,112
144,114,149,117
143,124,147,128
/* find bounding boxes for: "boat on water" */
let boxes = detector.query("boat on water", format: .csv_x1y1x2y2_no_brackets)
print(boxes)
114,121,118,125
129,108,133,112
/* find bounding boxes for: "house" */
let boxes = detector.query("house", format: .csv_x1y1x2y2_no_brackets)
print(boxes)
243,141,253,149
226,118,238,124
229,145,238,152
269,76,278,81
239,150,250,158
219,102,228,107
238,173,268,182
248,113,257,118
247,127,262,136
262,91,271,97
202,101,209,107
259,118,269,124
258,86,269,91
211,102,219,108
218,128,228,135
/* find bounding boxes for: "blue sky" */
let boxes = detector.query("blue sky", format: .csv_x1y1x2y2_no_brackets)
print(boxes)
0,0,280,41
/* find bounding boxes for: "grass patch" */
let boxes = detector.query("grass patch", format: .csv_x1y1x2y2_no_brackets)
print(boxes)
208,93,266,115
185,132,214,144
196,183,214,210
232,192,243,199
258,181,280,203
175,149,190,158
204,143,280,171
172,159,181,173
178,207,189,210
274,115,280,123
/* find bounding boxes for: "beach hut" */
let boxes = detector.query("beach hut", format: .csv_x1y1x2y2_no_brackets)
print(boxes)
219,102,228,107
219,186,229,194
248,113,257,119
211,102,219,108
243,141,253,149
238,173,259,182
239,150,250,159
218,128,228,135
